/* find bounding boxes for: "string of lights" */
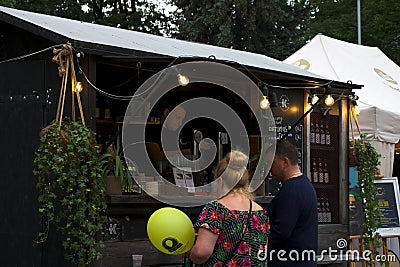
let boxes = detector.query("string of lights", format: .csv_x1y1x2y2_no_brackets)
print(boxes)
0,43,359,111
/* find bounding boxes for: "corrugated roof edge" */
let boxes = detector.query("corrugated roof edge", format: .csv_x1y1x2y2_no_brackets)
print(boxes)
0,5,361,90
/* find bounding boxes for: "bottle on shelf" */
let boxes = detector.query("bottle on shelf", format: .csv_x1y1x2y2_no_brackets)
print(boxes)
315,121,321,144
317,199,322,223
104,109,111,119
318,158,324,183
320,120,326,145
320,199,327,222
104,99,111,119
325,123,331,145
312,158,319,183
324,159,329,184
310,121,315,144
325,198,332,223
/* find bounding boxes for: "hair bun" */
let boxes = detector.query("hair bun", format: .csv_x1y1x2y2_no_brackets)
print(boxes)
227,151,248,171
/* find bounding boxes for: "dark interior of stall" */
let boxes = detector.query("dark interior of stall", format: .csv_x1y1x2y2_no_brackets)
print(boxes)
95,61,263,188
94,60,269,265
93,59,344,265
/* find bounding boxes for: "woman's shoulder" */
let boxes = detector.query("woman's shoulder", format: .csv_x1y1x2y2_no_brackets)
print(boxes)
252,200,267,212
216,197,266,213
205,200,229,211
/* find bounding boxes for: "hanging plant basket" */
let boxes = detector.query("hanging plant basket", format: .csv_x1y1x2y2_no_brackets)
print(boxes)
33,44,107,266
34,120,107,266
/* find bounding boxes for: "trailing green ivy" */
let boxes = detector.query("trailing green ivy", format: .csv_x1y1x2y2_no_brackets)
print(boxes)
34,120,106,266
353,136,385,264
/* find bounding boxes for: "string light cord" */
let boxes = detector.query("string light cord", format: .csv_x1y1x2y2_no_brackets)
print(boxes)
165,55,335,91
0,44,349,100
214,57,336,90
0,44,65,65
74,48,183,101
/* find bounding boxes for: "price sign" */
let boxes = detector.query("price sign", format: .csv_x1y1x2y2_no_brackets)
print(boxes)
374,177,400,235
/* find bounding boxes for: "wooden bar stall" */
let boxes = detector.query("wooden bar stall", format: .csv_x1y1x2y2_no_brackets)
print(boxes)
0,6,361,267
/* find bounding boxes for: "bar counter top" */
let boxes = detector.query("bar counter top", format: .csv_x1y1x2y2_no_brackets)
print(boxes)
105,194,274,215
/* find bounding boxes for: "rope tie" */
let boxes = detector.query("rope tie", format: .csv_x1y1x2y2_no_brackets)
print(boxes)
52,44,85,128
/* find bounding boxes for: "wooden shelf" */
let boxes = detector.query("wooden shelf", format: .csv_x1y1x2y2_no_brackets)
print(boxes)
96,119,160,125
116,121,159,125
312,183,337,189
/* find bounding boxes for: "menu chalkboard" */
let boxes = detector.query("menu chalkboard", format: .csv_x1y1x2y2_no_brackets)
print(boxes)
374,178,400,234
266,89,304,196
271,89,304,169
350,176,400,235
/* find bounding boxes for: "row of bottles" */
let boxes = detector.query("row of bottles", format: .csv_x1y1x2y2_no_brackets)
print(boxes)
317,197,332,223
96,98,113,119
311,158,330,184
310,118,331,145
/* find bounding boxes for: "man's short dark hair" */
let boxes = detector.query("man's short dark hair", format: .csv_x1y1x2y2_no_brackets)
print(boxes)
275,139,299,166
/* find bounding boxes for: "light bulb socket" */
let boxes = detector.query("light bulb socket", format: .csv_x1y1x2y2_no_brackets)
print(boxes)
261,84,269,96
268,92,278,107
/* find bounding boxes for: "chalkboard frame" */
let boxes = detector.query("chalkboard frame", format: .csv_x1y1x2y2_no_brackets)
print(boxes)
374,177,400,235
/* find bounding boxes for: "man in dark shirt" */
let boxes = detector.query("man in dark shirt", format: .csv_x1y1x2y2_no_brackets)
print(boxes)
158,105,188,153
267,140,318,267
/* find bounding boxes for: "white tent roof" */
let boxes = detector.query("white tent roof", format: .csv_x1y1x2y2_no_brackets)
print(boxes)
0,6,325,80
284,34,400,143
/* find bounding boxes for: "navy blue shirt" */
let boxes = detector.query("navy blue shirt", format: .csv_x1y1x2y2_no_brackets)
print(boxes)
267,174,318,267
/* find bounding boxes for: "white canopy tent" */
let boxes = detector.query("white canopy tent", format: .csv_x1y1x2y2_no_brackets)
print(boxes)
284,34,400,177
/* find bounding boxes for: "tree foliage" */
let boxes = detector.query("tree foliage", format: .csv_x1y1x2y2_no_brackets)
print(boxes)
170,0,314,60
2,0,174,36
305,0,400,65
2,0,399,66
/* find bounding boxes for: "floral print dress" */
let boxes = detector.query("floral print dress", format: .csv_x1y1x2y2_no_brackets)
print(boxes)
193,200,269,267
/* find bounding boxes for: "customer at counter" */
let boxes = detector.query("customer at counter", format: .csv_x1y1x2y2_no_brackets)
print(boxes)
188,150,269,266
267,139,318,267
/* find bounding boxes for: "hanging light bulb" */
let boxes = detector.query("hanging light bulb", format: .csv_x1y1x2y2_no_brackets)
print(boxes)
307,89,319,105
352,100,361,116
74,81,83,93
260,96,270,109
324,94,334,107
306,94,313,112
177,73,189,86
260,84,270,109
311,94,319,104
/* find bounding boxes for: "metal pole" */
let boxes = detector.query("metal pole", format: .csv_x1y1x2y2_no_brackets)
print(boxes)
357,0,361,44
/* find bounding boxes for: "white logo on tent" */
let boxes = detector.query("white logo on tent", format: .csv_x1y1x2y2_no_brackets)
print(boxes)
291,59,310,71
374,68,400,92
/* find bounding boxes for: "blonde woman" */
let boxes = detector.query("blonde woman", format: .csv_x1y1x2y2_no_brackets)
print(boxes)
189,150,269,266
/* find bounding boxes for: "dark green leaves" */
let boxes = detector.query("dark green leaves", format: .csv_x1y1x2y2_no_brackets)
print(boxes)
34,120,106,266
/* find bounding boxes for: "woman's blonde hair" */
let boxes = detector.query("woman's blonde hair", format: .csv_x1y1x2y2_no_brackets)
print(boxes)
215,150,254,199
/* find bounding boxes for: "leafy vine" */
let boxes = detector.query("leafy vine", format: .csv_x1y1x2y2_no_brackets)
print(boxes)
353,136,385,264
33,120,107,266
